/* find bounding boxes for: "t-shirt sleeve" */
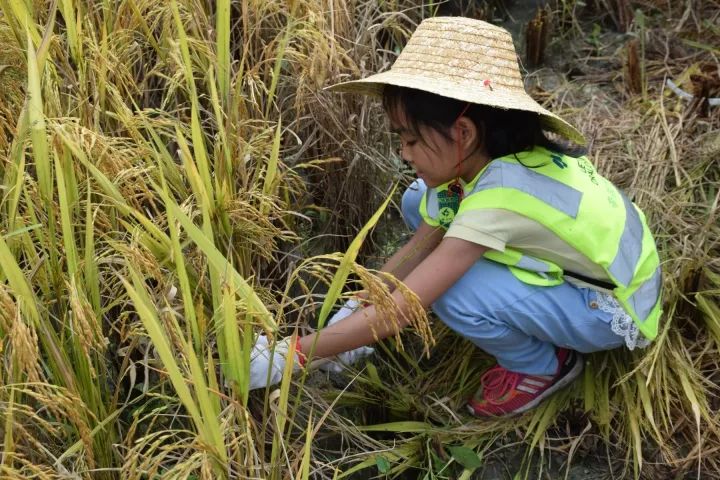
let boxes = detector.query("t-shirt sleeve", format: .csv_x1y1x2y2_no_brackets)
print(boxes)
444,208,520,251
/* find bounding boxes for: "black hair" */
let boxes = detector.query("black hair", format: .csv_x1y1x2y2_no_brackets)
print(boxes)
382,85,585,160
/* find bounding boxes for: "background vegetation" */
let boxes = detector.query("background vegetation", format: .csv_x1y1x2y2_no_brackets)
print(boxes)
0,0,718,479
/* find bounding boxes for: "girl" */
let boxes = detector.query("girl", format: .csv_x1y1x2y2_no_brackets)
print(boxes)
249,17,662,416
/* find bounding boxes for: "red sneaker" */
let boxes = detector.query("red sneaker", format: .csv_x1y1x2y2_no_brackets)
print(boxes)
467,349,583,417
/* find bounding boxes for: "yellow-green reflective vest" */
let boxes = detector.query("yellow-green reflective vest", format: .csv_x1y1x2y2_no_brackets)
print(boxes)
419,146,662,340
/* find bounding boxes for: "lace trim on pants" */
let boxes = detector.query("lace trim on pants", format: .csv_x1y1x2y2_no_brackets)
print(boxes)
595,291,650,350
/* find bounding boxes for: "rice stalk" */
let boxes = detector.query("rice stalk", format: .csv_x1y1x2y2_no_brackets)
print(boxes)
164,197,277,333
119,264,227,476
215,0,230,104
1,0,332,477
0,0,41,47
59,0,81,66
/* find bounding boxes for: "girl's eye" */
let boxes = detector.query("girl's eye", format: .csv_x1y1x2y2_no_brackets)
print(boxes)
391,136,417,154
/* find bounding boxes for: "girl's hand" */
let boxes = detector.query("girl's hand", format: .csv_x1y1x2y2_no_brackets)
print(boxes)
249,336,303,390
318,299,375,373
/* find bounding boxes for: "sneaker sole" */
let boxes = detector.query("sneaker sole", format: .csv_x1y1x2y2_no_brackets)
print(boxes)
466,354,585,417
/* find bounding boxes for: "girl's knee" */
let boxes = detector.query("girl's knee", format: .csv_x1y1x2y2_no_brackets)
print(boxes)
401,179,426,231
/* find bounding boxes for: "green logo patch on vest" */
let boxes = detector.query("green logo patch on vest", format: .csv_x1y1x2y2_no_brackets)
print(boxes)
436,189,460,228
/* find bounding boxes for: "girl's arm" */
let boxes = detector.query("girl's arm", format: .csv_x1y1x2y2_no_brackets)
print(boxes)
299,236,487,358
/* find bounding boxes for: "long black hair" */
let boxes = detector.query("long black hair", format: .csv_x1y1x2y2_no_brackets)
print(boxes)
382,85,585,160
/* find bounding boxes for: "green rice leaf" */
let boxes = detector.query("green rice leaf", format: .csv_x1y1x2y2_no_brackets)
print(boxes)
0,234,40,322
207,67,232,199
215,0,230,102
335,457,379,479
55,407,124,466
83,184,100,311
5,141,26,234
636,372,661,440
0,0,41,46
528,397,560,450
697,293,720,344
448,445,482,470
298,410,313,480
261,118,282,214
163,139,201,349
190,101,215,208
26,28,51,203
120,268,203,426
220,277,243,386
264,3,297,117
121,266,227,471
53,149,78,279
315,184,397,331
270,334,300,480
358,421,432,433
59,0,80,62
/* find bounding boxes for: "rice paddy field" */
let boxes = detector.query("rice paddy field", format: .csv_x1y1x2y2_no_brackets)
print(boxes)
0,0,718,478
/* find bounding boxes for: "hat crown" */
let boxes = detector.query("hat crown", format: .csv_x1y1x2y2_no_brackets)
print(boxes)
391,17,524,92
326,16,586,145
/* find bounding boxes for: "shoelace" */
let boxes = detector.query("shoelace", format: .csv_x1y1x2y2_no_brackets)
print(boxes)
480,365,521,405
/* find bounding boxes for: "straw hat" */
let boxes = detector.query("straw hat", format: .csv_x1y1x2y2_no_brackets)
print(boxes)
328,16,585,145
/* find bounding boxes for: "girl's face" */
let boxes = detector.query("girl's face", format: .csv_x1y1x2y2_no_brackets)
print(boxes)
390,109,459,188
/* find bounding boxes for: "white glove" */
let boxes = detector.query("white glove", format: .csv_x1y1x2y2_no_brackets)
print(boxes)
249,336,303,390
319,298,375,373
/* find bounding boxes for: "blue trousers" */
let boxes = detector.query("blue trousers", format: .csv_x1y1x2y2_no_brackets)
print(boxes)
401,180,624,375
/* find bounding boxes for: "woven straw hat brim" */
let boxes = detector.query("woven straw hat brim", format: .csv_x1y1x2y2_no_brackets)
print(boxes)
326,16,585,145
328,72,585,145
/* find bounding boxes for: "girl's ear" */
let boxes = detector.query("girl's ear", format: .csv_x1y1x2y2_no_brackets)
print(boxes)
456,116,483,150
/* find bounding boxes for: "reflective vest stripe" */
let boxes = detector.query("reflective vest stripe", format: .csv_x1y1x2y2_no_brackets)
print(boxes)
470,161,583,218
628,266,662,322
608,192,644,287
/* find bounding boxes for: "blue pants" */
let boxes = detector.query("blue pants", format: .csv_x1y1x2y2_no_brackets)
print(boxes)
401,180,624,375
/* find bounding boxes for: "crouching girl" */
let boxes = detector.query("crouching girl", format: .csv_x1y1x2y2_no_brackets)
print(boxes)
248,17,662,416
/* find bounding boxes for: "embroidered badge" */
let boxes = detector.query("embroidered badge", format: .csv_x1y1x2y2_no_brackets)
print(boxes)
436,189,460,228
